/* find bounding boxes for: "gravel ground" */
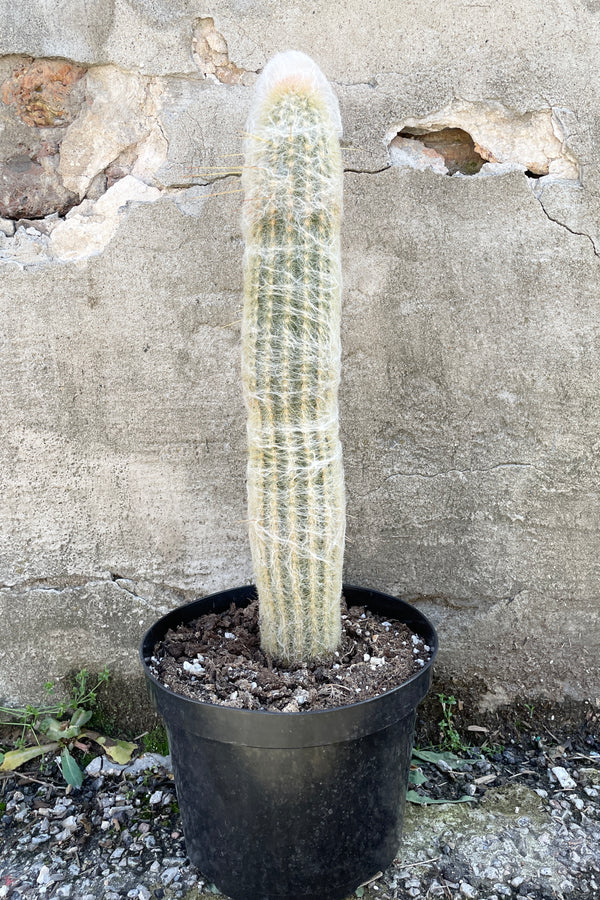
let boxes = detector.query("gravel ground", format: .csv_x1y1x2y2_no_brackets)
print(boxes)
1,724,599,900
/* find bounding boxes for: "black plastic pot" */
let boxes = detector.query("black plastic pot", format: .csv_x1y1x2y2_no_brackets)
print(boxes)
140,584,438,900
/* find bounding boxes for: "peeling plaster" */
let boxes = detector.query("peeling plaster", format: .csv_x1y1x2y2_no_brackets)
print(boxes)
387,100,580,182
57,67,167,199
0,175,161,264
192,17,251,84
0,57,169,265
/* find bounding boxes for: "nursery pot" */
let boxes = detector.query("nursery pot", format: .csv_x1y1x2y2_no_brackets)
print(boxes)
140,584,438,900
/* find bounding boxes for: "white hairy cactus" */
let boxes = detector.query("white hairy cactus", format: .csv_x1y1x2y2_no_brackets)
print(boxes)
241,51,345,664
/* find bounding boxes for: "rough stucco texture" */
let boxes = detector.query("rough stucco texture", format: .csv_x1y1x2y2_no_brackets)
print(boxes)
0,0,599,709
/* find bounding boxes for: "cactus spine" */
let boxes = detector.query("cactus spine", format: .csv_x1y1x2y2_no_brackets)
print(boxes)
241,52,345,664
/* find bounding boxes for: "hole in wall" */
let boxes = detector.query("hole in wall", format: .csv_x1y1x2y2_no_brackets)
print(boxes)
386,101,580,182
393,127,486,176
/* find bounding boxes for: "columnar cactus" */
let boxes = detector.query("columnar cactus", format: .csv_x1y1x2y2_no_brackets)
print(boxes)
241,51,345,664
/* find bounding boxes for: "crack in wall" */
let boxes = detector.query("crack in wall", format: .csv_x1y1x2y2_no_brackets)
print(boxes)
354,463,542,501
533,186,599,259
380,462,542,480
344,164,391,175
0,573,192,614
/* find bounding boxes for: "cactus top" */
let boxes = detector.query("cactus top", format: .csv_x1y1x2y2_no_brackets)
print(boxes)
244,50,342,142
241,52,346,664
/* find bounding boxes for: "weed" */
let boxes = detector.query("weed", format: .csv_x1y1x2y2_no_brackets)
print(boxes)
0,667,136,786
481,741,505,758
0,666,110,733
140,726,169,756
437,693,469,754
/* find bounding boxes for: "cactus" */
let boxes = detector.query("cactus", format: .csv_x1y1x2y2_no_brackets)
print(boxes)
241,51,345,664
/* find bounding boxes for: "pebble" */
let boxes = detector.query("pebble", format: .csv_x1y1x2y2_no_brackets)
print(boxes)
0,743,597,900
161,866,181,885
552,766,577,789
36,866,51,885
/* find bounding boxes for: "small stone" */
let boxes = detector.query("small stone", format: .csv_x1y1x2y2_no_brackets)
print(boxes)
31,834,51,846
460,883,476,898
84,757,103,777
37,866,51,885
56,886,72,899
149,790,163,805
510,876,525,888
551,766,577,789
162,866,181,885
539,867,553,876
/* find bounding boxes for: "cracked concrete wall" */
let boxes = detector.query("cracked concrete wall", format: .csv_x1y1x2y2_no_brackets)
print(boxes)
1,0,599,712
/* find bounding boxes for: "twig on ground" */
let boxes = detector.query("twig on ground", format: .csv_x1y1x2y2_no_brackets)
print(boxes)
395,856,441,871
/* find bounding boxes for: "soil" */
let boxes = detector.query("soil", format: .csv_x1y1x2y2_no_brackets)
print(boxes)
148,597,432,712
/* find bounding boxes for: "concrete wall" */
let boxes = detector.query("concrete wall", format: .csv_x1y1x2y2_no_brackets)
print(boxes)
1,1,599,710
